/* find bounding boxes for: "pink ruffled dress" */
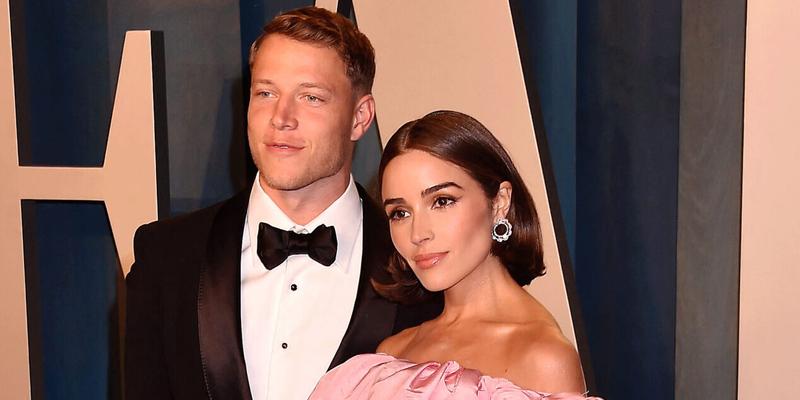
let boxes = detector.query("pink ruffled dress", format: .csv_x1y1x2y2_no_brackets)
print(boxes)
308,353,601,399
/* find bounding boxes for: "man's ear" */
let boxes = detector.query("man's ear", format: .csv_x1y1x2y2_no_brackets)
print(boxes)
350,94,376,141
492,181,513,221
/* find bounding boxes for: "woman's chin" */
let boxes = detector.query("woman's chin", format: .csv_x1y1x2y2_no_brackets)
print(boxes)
418,279,451,293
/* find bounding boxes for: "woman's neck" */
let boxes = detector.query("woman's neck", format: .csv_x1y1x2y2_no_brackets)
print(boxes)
438,257,528,323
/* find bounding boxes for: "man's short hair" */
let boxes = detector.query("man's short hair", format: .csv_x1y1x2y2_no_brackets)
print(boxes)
249,6,376,95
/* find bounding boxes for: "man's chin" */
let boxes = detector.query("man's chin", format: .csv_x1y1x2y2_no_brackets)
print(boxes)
259,175,312,192
257,164,347,194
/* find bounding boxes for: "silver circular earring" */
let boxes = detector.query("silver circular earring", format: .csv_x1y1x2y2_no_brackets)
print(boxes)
491,218,512,242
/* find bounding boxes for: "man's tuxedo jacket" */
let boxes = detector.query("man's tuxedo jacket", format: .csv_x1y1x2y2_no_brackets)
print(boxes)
125,185,442,399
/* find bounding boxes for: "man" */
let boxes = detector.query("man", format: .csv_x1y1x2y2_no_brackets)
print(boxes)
125,7,440,400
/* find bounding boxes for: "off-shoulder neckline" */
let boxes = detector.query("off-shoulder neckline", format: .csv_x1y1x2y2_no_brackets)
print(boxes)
345,353,595,398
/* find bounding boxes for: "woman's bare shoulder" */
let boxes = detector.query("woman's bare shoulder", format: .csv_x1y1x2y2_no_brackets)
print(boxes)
376,324,421,356
505,322,585,393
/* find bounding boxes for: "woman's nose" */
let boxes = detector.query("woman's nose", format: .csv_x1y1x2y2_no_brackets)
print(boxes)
410,213,434,245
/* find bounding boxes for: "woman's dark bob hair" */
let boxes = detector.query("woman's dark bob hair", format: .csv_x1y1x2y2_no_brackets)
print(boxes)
373,110,545,304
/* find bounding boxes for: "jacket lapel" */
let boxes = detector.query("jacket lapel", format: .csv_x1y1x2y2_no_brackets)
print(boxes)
328,184,398,369
196,183,400,385
197,189,253,400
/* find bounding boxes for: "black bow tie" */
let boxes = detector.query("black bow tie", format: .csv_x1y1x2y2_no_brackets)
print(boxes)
256,223,338,270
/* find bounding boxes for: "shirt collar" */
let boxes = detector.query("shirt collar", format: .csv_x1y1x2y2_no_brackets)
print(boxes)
246,173,363,273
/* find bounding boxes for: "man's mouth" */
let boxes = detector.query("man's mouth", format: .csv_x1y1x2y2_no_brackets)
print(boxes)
267,142,303,151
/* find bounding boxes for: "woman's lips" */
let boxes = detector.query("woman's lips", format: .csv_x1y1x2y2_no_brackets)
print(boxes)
412,252,448,269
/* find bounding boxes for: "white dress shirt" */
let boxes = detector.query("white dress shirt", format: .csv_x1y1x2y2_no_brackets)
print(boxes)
241,173,363,400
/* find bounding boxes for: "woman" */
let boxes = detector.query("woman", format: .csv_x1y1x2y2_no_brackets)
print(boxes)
310,111,599,399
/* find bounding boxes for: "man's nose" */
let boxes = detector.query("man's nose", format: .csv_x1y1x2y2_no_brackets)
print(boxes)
270,97,298,130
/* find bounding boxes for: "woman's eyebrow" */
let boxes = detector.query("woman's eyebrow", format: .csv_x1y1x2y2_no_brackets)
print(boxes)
383,182,463,206
421,182,462,197
383,197,404,207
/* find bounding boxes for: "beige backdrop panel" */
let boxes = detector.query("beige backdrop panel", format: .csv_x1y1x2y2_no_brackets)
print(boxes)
353,1,577,347
739,0,800,397
0,19,161,397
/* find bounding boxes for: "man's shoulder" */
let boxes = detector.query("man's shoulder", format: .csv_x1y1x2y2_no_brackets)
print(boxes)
137,190,248,237
139,202,221,235
134,190,250,254
129,191,249,282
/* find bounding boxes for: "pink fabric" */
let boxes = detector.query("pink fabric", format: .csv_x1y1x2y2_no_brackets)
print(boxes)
308,353,602,399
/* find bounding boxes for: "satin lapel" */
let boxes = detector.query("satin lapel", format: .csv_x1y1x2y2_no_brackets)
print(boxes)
197,189,253,400
329,184,398,369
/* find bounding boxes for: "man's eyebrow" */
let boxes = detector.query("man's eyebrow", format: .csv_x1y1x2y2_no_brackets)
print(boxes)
421,182,462,197
250,80,333,93
298,82,332,91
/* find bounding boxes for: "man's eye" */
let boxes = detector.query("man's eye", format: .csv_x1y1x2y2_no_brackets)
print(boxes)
305,95,323,103
255,90,274,98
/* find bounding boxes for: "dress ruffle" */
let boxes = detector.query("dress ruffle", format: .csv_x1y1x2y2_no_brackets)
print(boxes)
309,353,602,399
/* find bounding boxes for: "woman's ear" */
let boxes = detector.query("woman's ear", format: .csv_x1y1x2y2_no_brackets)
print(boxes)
492,181,513,221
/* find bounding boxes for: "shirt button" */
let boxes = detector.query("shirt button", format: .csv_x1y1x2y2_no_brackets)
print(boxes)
281,342,288,349
290,283,298,291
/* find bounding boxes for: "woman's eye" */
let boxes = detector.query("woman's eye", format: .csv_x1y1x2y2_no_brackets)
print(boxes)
388,209,410,221
433,197,455,208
